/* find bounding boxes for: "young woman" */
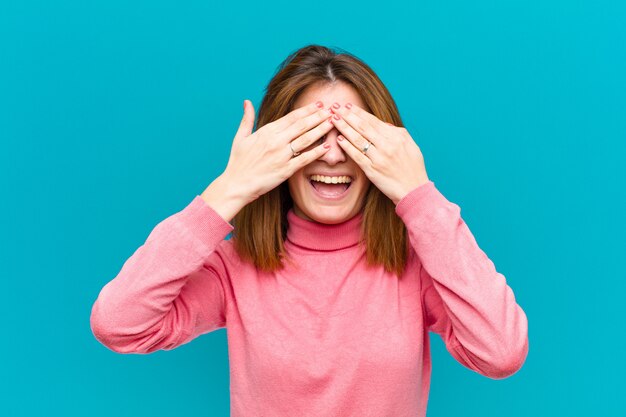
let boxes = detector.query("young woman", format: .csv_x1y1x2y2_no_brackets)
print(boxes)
90,44,529,417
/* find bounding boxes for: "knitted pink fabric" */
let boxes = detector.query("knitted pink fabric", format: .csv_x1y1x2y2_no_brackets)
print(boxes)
90,180,528,416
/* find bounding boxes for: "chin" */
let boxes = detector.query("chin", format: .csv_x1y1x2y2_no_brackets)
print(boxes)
299,206,357,225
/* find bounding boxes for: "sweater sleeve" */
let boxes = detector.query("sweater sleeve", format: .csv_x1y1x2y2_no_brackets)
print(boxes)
90,195,235,354
395,180,529,379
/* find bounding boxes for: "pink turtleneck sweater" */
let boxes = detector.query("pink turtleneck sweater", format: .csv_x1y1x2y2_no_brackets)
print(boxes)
90,180,528,417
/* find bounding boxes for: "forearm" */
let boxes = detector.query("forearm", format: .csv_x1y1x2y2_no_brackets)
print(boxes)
396,181,529,378
90,194,234,353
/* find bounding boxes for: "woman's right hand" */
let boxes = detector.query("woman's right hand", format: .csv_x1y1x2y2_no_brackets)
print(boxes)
225,99,334,202
201,100,334,222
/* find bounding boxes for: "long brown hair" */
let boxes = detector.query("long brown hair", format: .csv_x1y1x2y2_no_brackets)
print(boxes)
231,44,409,277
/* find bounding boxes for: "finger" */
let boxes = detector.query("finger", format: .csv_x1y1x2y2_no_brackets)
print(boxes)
273,100,325,131
336,135,372,171
236,99,255,138
330,112,378,158
331,105,382,146
288,115,334,155
342,102,390,132
286,142,331,174
281,106,333,143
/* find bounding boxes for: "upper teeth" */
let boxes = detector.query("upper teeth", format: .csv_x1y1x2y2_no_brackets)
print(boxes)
310,175,352,184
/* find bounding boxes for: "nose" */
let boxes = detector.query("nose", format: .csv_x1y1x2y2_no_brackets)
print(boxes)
318,129,347,164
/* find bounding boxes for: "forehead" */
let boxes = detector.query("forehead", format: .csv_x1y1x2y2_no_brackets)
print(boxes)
293,81,365,109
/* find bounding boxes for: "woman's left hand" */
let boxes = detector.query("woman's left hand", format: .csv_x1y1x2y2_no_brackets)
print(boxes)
329,102,430,205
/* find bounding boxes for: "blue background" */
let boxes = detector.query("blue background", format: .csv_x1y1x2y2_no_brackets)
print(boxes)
1,0,624,416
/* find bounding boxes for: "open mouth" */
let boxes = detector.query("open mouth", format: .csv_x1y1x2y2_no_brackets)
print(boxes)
308,176,353,199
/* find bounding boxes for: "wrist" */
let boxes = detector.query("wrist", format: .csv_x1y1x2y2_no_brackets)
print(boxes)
394,178,431,206
200,175,249,223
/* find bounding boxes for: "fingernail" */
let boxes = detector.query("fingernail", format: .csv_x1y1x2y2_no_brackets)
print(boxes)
345,102,352,109
333,114,340,120
323,142,330,149
338,135,344,141
316,101,324,108
332,102,340,109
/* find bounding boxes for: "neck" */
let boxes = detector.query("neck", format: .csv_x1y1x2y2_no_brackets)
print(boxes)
285,208,364,251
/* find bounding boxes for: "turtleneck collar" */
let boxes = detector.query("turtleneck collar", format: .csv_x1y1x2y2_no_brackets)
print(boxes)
285,208,365,251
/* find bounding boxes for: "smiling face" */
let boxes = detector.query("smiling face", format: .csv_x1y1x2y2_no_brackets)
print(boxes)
287,81,371,224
